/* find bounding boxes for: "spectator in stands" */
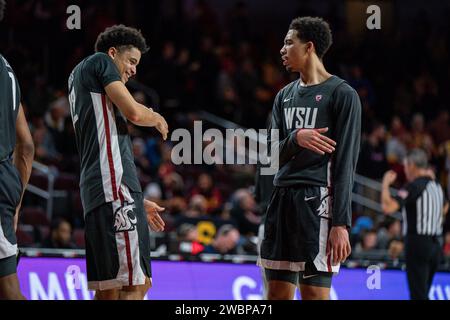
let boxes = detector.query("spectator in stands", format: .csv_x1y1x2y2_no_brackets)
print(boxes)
44,96,69,134
354,229,378,254
230,188,261,236
428,110,450,146
386,116,410,184
143,182,163,203
410,113,435,158
162,172,184,198
176,223,199,242
189,173,223,214
157,142,175,179
377,216,402,249
348,64,376,111
387,238,404,261
31,122,62,164
144,136,162,175
357,122,389,217
202,224,241,254
161,172,187,216
155,41,181,109
184,195,208,218
44,96,71,160
133,137,152,176
358,121,389,180
173,223,204,255
412,70,439,120
217,83,241,123
387,116,410,165
350,216,374,246
40,218,77,249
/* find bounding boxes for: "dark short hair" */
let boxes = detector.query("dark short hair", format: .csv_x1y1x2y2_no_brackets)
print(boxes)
177,223,196,239
383,216,399,229
405,148,428,169
216,224,237,238
289,16,332,59
95,24,149,54
0,0,6,22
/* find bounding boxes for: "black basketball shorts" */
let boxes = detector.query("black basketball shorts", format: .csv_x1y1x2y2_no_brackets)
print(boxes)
258,185,340,276
85,185,151,290
0,160,22,277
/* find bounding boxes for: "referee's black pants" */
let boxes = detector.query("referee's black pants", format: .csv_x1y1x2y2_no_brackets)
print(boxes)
405,234,441,300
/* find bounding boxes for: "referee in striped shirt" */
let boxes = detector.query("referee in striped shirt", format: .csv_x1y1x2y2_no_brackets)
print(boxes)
381,148,448,300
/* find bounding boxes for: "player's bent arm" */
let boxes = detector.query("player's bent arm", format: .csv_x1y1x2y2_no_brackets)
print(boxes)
13,104,35,226
105,81,162,127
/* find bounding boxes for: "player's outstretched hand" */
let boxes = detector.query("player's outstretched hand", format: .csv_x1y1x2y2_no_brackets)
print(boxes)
154,113,169,140
144,199,166,232
326,226,351,266
295,127,336,155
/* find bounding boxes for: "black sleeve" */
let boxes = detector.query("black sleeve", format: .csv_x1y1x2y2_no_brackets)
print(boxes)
330,84,362,228
393,182,423,209
268,91,303,168
81,53,121,91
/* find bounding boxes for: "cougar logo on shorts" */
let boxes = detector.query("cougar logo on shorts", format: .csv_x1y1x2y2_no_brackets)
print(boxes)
114,203,137,232
317,194,331,219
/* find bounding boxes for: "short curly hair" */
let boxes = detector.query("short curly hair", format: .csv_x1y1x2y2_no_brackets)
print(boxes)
0,0,6,22
95,24,149,54
289,17,332,59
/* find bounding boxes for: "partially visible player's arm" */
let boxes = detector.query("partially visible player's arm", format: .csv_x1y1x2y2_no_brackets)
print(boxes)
381,170,400,214
13,104,35,231
327,85,361,265
330,85,362,228
104,81,168,139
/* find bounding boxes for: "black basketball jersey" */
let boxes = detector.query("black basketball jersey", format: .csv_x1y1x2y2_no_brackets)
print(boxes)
268,75,362,228
0,54,21,161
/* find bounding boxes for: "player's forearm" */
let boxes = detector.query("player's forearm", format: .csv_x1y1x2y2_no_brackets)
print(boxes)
105,81,162,127
330,140,359,227
330,125,359,227
274,130,302,167
128,102,161,127
331,183,353,228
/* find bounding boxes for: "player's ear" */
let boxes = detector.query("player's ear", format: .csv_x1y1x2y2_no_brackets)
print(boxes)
306,41,314,54
107,47,118,60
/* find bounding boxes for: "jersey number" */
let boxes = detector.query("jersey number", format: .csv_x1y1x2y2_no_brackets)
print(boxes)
8,72,16,110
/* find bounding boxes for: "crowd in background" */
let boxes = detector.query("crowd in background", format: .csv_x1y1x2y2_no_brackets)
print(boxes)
1,0,449,267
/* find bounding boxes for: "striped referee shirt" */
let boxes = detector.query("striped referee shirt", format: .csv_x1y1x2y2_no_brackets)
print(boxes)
395,177,445,237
